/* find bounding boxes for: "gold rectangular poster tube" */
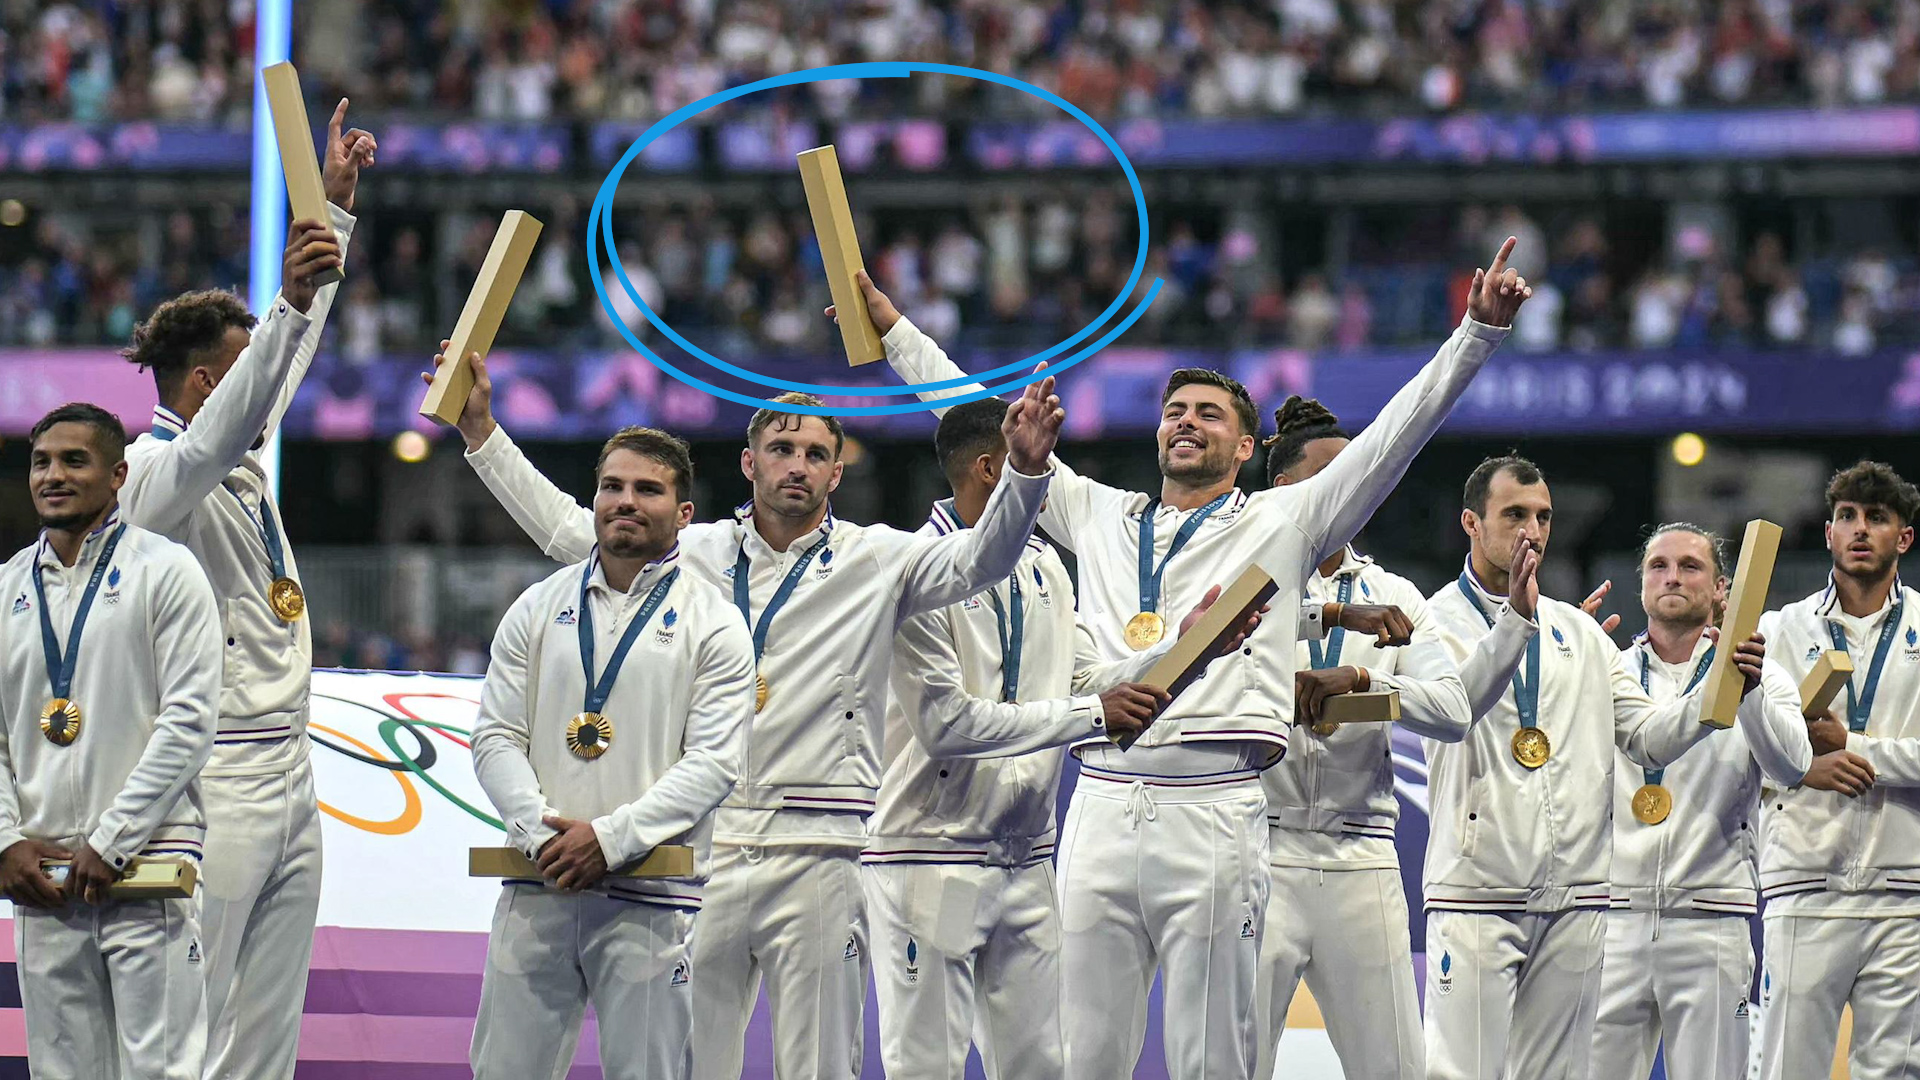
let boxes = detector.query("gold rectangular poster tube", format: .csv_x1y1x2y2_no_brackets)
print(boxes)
1700,520,1783,729
797,145,885,366
261,61,342,286
1799,650,1856,720
418,210,545,425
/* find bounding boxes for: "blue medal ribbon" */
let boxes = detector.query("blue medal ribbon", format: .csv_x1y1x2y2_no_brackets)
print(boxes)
987,572,1026,703
578,555,679,715
1135,492,1231,615
223,483,288,581
1637,642,1716,785
33,524,127,702
1457,572,1541,734
732,527,833,664
1308,572,1357,670
1827,597,1905,733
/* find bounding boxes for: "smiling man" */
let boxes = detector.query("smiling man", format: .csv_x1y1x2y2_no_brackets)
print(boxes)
1752,461,1920,1080
428,351,1063,1080
854,239,1530,1079
0,404,221,1079
469,427,752,1079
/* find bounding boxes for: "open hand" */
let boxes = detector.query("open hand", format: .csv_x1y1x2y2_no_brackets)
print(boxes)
1508,535,1541,621
1581,580,1621,634
1800,749,1874,796
1001,364,1064,475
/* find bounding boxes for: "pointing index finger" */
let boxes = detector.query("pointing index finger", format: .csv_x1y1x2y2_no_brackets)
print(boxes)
1488,236,1517,277
329,98,347,145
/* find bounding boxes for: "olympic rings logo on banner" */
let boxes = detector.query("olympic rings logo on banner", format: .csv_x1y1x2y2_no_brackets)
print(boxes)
588,62,1163,417
308,688,502,836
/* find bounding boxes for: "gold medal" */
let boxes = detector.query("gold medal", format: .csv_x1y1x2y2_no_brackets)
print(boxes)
1124,611,1166,651
40,698,81,746
1632,783,1673,825
565,713,614,759
1511,727,1551,769
755,674,770,713
268,576,305,622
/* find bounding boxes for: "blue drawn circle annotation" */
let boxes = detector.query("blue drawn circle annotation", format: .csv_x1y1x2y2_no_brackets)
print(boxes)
587,61,1162,418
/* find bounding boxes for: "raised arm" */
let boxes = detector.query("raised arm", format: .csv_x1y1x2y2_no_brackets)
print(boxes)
471,589,559,858
865,276,1114,547
895,378,1059,615
592,614,752,865
1278,240,1526,564
118,226,332,538
88,550,219,870
260,204,357,442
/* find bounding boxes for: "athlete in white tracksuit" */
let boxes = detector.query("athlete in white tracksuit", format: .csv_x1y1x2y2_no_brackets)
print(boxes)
115,112,371,1080
1252,399,1473,1080
447,377,1060,1079
1754,461,1920,1080
469,430,754,1079
1422,460,1775,1080
1588,524,1814,1080
1,409,221,1079
862,241,1530,1079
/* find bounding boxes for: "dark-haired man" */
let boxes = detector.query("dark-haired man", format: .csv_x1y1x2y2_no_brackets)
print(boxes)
1254,396,1477,1080
116,100,373,1080
1755,460,1920,1080
1589,523,1827,1080
863,398,1260,1078
1,404,220,1078
428,352,1062,1079
469,426,752,1079
1422,456,1775,1080
851,238,1530,1080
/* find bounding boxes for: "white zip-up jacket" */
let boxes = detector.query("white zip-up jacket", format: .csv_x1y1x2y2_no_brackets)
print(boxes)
0,514,220,872
864,500,1173,867
1757,580,1920,915
119,203,354,777
1609,630,1811,915
878,314,1508,760
472,545,753,909
1423,571,1724,912
1264,548,1471,868
463,427,1050,847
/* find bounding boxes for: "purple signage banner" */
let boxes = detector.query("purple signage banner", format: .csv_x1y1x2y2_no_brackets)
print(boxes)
0,119,570,173
5,345,1916,441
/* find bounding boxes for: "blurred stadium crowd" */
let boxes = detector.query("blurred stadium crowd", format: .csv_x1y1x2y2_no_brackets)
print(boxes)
5,192,1917,356
9,0,1920,123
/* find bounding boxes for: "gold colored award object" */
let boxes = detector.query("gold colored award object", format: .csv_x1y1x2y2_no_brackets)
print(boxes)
40,698,81,746
565,713,613,760
755,674,770,713
1632,783,1673,825
1124,611,1166,651
1511,726,1551,769
269,576,306,622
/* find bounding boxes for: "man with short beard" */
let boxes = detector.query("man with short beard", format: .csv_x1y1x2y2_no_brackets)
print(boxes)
469,427,753,1079
1753,461,1920,1080
1588,523,1846,1080
427,355,1064,1080
851,239,1531,1080
0,404,220,1078
1421,457,1774,1080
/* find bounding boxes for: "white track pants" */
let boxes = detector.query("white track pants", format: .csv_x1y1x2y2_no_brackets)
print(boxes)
863,860,1062,1079
691,844,868,1080
1057,772,1268,1080
1423,907,1605,1080
469,885,694,1079
199,763,322,1080
16,895,208,1080
1760,914,1920,1080
1256,863,1423,1080
1588,910,1753,1080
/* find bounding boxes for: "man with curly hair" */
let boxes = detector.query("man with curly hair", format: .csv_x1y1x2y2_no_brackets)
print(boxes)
116,101,374,1080
1755,460,1920,1080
